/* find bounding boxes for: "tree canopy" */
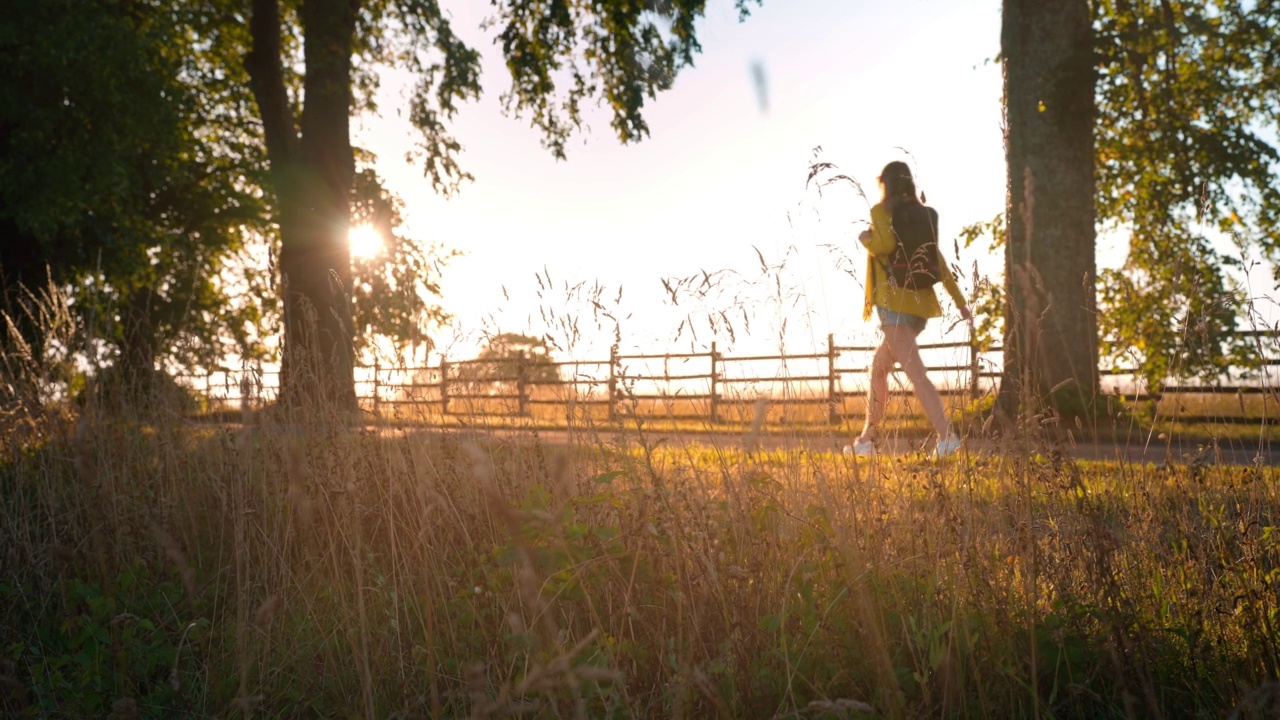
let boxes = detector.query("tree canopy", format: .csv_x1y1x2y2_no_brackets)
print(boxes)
0,0,269,396
239,0,763,411
455,332,562,388
972,0,1280,406
1093,0,1280,388
0,0,460,404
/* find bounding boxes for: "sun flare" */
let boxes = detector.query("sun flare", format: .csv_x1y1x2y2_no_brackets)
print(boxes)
348,224,384,260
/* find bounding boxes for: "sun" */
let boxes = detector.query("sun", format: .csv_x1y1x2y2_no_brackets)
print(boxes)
348,224,384,260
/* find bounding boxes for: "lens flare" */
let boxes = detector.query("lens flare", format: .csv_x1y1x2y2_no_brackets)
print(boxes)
348,224,384,259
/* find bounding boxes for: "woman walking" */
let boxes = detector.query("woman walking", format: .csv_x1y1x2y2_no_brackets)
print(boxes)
849,161,971,458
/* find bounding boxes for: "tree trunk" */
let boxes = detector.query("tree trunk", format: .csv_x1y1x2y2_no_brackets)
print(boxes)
246,0,358,413
118,288,158,402
997,0,1099,422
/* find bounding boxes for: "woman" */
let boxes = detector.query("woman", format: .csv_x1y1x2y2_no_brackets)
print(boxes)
850,161,971,458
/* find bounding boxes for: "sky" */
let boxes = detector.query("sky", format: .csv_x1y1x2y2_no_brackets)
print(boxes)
352,0,1016,365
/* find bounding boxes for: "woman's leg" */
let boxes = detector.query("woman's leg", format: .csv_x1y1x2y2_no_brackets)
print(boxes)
881,324,952,438
858,340,895,441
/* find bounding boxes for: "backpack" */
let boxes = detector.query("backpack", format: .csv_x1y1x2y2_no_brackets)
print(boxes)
885,202,941,290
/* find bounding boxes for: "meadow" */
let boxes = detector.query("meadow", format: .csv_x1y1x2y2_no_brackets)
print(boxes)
4,282,1279,718
3,397,1279,718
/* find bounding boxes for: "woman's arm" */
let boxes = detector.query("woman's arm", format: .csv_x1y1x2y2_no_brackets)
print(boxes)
938,259,972,319
858,203,898,256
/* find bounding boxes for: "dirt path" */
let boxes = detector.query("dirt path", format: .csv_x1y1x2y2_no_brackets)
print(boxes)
385,425,1277,467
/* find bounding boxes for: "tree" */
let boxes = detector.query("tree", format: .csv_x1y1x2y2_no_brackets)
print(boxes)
1092,0,1280,391
997,0,1099,420
242,0,762,413
0,0,270,400
456,333,562,388
979,0,1280,419
4,0,469,411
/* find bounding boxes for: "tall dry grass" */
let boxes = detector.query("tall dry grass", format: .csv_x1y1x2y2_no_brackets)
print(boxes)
3,263,1279,719
3,389,1280,718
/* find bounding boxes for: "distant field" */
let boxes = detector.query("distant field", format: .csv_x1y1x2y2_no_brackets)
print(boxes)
189,380,1277,447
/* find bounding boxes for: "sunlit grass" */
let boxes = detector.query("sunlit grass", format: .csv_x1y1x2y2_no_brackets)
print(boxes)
3,255,1278,719
3,406,1278,718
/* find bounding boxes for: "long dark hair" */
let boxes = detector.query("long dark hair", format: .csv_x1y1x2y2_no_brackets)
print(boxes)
879,161,921,211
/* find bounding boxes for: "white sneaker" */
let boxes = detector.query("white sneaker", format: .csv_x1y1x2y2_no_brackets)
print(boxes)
933,434,962,459
849,438,876,457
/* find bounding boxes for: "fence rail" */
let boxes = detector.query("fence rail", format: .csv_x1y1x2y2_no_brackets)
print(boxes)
180,330,1280,427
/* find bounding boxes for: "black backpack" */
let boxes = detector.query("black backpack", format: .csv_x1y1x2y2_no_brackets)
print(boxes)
886,202,941,290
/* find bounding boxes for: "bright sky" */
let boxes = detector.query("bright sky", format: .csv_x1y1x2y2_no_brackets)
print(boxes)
353,0,1010,364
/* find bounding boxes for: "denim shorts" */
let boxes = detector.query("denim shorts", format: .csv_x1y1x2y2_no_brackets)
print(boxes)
876,306,927,335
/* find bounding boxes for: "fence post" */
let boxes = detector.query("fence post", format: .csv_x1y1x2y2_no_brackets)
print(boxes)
372,360,381,423
827,333,838,425
565,361,574,428
238,360,250,418
440,355,449,417
607,344,618,423
968,322,980,401
709,341,719,424
517,364,529,417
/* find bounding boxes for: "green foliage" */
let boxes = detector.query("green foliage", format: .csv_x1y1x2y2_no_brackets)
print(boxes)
1097,255,1258,390
347,0,764,188
348,166,457,362
1093,0,1280,387
360,0,483,196
958,215,1007,351
1,569,208,718
969,4,1277,392
1,0,178,255
491,0,763,158
0,0,273,379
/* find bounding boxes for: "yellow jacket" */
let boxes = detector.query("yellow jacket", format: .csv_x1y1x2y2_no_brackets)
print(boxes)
861,202,966,321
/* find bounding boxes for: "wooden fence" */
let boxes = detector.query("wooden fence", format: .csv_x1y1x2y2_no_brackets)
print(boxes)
185,330,1280,426
364,335,990,425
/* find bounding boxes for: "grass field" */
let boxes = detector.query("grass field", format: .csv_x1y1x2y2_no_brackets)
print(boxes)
3,401,1279,718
